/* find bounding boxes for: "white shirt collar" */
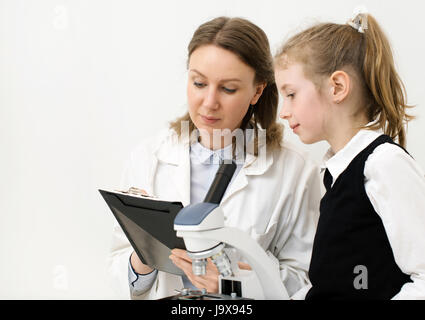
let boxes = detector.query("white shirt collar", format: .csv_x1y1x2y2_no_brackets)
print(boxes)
191,141,233,164
190,128,255,165
322,124,384,183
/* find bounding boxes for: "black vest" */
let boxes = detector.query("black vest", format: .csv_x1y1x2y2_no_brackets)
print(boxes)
306,135,411,300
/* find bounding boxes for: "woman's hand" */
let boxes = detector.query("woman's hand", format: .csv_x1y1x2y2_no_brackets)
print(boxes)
237,261,252,270
130,251,154,274
169,249,220,293
127,189,155,274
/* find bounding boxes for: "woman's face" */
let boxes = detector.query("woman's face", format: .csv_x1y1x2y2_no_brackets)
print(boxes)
187,45,265,148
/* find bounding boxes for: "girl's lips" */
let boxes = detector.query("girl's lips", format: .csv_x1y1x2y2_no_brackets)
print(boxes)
291,124,300,132
200,115,220,124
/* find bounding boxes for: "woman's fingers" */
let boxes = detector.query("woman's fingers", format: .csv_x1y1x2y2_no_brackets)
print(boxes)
237,261,252,270
169,254,208,290
171,249,192,262
169,253,193,275
169,252,220,293
126,187,149,196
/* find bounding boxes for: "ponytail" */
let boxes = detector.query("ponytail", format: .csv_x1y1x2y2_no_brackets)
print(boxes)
362,14,414,147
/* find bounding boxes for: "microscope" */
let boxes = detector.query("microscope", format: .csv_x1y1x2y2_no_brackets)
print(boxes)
171,161,289,300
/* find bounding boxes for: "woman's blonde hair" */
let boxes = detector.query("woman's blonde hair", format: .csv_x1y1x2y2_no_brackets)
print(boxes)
275,14,414,147
170,16,283,153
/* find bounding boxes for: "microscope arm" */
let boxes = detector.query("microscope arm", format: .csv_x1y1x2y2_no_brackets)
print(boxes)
176,227,290,300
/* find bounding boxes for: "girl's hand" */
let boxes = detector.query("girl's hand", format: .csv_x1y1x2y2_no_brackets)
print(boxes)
169,248,220,293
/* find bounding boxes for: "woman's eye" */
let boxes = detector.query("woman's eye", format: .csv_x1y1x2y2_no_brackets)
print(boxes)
286,93,295,98
222,87,237,94
193,81,206,88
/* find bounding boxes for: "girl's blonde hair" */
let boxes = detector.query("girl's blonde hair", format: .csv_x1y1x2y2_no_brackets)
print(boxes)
170,16,283,153
275,14,414,147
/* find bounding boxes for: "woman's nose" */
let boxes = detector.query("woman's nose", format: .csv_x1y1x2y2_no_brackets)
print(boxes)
203,87,219,110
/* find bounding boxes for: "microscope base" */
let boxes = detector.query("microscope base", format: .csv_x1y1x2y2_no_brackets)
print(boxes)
160,288,251,300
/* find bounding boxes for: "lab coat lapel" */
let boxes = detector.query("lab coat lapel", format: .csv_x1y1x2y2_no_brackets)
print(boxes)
221,142,273,205
170,147,191,206
221,168,248,205
154,133,191,206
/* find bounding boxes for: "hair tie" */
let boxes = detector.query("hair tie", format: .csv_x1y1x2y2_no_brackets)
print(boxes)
347,6,369,33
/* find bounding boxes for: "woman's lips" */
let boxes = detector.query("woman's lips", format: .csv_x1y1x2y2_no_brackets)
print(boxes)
200,115,220,124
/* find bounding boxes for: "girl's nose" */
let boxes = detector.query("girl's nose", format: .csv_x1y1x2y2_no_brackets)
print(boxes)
279,102,291,120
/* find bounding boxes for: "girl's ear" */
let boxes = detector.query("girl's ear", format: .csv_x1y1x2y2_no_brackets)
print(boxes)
250,83,267,105
329,70,350,104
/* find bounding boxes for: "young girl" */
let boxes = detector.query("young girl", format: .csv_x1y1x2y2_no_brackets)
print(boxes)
274,12,425,299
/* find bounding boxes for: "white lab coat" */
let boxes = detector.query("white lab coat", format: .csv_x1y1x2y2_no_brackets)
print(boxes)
108,127,321,300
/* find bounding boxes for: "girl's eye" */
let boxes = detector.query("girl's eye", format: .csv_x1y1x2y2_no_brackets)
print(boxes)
286,93,295,98
194,81,206,88
222,87,237,94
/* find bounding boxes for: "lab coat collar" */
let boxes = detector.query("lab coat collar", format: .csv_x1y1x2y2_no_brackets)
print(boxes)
153,129,185,166
153,127,274,206
155,127,272,174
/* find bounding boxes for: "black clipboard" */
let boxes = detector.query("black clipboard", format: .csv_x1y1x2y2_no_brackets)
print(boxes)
99,189,186,276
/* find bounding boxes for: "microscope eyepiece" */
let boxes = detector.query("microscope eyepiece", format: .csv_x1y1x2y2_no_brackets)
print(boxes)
203,161,237,204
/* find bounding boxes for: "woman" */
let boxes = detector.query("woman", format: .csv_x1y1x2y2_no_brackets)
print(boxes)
108,16,321,300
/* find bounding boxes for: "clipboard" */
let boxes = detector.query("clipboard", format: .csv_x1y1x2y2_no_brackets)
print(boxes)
99,189,186,276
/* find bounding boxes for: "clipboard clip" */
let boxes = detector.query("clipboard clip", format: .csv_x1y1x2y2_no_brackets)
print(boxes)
115,187,157,199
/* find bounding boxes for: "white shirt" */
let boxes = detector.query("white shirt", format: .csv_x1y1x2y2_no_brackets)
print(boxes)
322,128,425,299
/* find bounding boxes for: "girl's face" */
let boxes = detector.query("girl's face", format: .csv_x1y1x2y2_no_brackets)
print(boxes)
274,62,330,144
187,45,264,148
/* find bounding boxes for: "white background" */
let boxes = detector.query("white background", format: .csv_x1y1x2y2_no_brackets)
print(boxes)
1,0,424,299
